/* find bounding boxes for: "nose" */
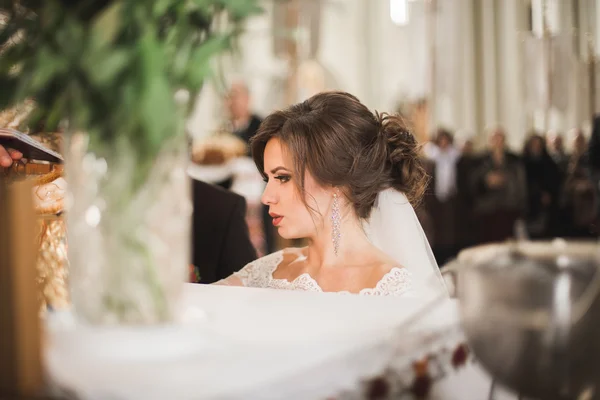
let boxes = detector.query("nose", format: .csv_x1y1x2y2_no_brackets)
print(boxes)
261,181,278,206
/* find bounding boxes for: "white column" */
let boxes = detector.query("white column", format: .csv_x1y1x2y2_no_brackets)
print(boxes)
531,0,544,36
594,0,600,118
546,0,561,34
572,0,590,128
360,0,375,107
547,0,566,131
497,0,528,149
530,0,545,132
457,0,477,136
575,0,589,59
558,0,579,130
595,0,600,56
319,0,366,100
366,0,386,110
530,0,565,133
479,0,499,132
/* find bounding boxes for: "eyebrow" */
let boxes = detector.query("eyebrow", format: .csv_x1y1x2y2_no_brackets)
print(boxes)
269,166,291,174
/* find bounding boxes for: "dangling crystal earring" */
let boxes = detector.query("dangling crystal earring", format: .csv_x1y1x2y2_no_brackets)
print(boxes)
331,192,341,256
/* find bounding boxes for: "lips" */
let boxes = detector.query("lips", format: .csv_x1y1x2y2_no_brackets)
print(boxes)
269,212,283,226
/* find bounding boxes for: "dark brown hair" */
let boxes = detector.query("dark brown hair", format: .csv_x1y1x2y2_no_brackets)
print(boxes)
434,127,454,146
251,91,428,219
523,132,549,159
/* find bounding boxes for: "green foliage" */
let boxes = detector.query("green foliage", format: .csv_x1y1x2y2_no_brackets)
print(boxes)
0,0,261,187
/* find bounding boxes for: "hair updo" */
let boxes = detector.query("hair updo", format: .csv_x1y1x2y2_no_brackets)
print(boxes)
251,91,428,219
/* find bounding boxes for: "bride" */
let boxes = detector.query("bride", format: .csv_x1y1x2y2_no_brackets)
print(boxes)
217,91,448,300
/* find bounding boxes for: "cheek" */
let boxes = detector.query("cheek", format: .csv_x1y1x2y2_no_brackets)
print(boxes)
281,188,314,229
303,177,328,214
290,189,312,219
302,191,331,226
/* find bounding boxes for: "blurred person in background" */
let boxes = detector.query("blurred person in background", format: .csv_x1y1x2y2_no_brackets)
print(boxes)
455,136,479,250
590,115,600,174
225,81,263,154
423,128,460,265
471,128,527,243
522,133,561,238
546,131,569,177
191,179,257,283
560,128,597,237
458,137,475,156
224,81,275,253
591,117,600,232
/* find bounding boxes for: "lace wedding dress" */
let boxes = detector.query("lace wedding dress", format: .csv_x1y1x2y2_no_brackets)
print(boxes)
216,250,414,296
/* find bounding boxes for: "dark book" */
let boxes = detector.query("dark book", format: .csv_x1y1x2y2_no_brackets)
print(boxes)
0,129,63,163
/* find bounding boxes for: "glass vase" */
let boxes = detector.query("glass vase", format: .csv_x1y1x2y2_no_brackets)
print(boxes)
64,133,191,325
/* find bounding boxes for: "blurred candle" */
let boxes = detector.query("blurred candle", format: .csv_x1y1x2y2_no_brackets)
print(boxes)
0,179,44,397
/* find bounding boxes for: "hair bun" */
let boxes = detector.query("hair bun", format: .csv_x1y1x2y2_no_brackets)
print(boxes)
377,112,428,206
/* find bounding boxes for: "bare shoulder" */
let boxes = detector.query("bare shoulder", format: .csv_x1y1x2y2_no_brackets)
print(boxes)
370,261,407,283
272,247,307,278
280,247,306,263
377,262,406,273
370,247,406,275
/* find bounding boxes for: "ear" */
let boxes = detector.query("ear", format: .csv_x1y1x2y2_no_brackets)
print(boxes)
330,187,351,210
328,187,342,202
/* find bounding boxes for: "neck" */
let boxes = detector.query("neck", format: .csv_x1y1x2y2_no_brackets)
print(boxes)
304,211,373,268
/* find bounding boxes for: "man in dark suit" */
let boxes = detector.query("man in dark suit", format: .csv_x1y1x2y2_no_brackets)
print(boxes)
225,81,263,153
191,179,257,284
590,115,600,172
590,115,600,228
225,81,275,254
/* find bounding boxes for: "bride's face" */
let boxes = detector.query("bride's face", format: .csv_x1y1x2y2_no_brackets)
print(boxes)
261,138,333,239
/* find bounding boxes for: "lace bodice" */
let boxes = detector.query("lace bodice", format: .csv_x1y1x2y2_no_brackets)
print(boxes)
217,250,413,296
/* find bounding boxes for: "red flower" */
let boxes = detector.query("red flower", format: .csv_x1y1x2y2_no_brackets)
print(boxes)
411,358,432,399
189,264,201,283
366,376,390,399
451,344,469,368
411,375,432,399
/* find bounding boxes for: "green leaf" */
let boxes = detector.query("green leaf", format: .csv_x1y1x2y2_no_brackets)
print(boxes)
0,44,27,75
27,47,65,93
91,2,123,48
152,0,173,18
169,35,193,78
186,33,230,87
0,22,19,48
55,17,86,60
0,0,261,177
219,0,263,19
138,33,175,153
0,77,20,110
84,49,131,86
45,88,69,129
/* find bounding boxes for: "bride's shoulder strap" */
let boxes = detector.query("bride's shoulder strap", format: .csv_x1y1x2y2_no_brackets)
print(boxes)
364,267,413,296
234,250,285,286
215,250,284,287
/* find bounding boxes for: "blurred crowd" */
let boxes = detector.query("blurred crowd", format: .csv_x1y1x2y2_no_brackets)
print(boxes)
420,124,600,266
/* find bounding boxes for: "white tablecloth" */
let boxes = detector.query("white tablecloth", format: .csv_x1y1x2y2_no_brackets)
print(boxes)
46,284,518,399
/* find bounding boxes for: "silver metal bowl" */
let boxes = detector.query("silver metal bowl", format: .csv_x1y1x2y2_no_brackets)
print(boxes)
445,240,600,399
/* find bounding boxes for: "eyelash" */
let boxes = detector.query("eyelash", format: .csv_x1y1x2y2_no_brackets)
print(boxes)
264,175,291,183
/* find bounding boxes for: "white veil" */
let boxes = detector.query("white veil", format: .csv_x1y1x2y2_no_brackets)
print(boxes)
363,188,449,301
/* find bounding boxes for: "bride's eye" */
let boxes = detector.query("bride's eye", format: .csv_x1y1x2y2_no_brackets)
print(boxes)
275,175,291,183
